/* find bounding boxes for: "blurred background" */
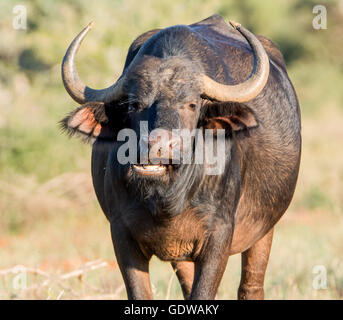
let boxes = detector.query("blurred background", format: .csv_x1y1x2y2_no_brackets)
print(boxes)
0,0,342,299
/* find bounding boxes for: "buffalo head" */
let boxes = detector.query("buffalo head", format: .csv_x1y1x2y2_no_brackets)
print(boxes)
61,20,268,181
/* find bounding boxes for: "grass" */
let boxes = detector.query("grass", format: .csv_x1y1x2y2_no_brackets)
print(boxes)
1,208,342,299
0,0,342,299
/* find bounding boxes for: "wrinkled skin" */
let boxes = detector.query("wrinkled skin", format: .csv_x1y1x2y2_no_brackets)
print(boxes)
62,15,301,299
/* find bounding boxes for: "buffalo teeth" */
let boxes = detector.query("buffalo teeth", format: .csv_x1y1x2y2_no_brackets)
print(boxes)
133,164,167,175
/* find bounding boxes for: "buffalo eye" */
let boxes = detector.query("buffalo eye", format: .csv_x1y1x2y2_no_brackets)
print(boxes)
188,103,196,111
128,102,139,112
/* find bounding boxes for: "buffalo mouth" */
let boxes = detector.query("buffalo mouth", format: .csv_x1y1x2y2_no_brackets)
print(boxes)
132,164,167,176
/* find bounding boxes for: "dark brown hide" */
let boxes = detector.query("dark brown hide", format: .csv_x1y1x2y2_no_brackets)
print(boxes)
61,14,301,300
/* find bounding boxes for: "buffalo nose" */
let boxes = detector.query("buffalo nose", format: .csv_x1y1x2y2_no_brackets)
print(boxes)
148,129,180,149
147,129,180,162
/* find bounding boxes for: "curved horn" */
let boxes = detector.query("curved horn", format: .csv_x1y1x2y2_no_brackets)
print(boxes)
62,22,125,104
201,20,270,103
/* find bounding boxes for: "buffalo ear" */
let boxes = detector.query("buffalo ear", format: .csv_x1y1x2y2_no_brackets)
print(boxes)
204,102,258,132
60,102,116,141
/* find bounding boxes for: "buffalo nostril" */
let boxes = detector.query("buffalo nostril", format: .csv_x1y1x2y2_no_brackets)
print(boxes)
169,140,179,149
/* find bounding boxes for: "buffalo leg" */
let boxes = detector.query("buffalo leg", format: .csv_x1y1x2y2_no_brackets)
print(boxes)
171,261,194,299
110,223,153,300
238,228,274,300
190,225,233,300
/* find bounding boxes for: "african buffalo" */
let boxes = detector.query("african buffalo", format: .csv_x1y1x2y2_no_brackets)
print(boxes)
61,14,301,300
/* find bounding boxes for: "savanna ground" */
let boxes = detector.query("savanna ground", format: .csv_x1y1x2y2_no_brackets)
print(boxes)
0,0,342,299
